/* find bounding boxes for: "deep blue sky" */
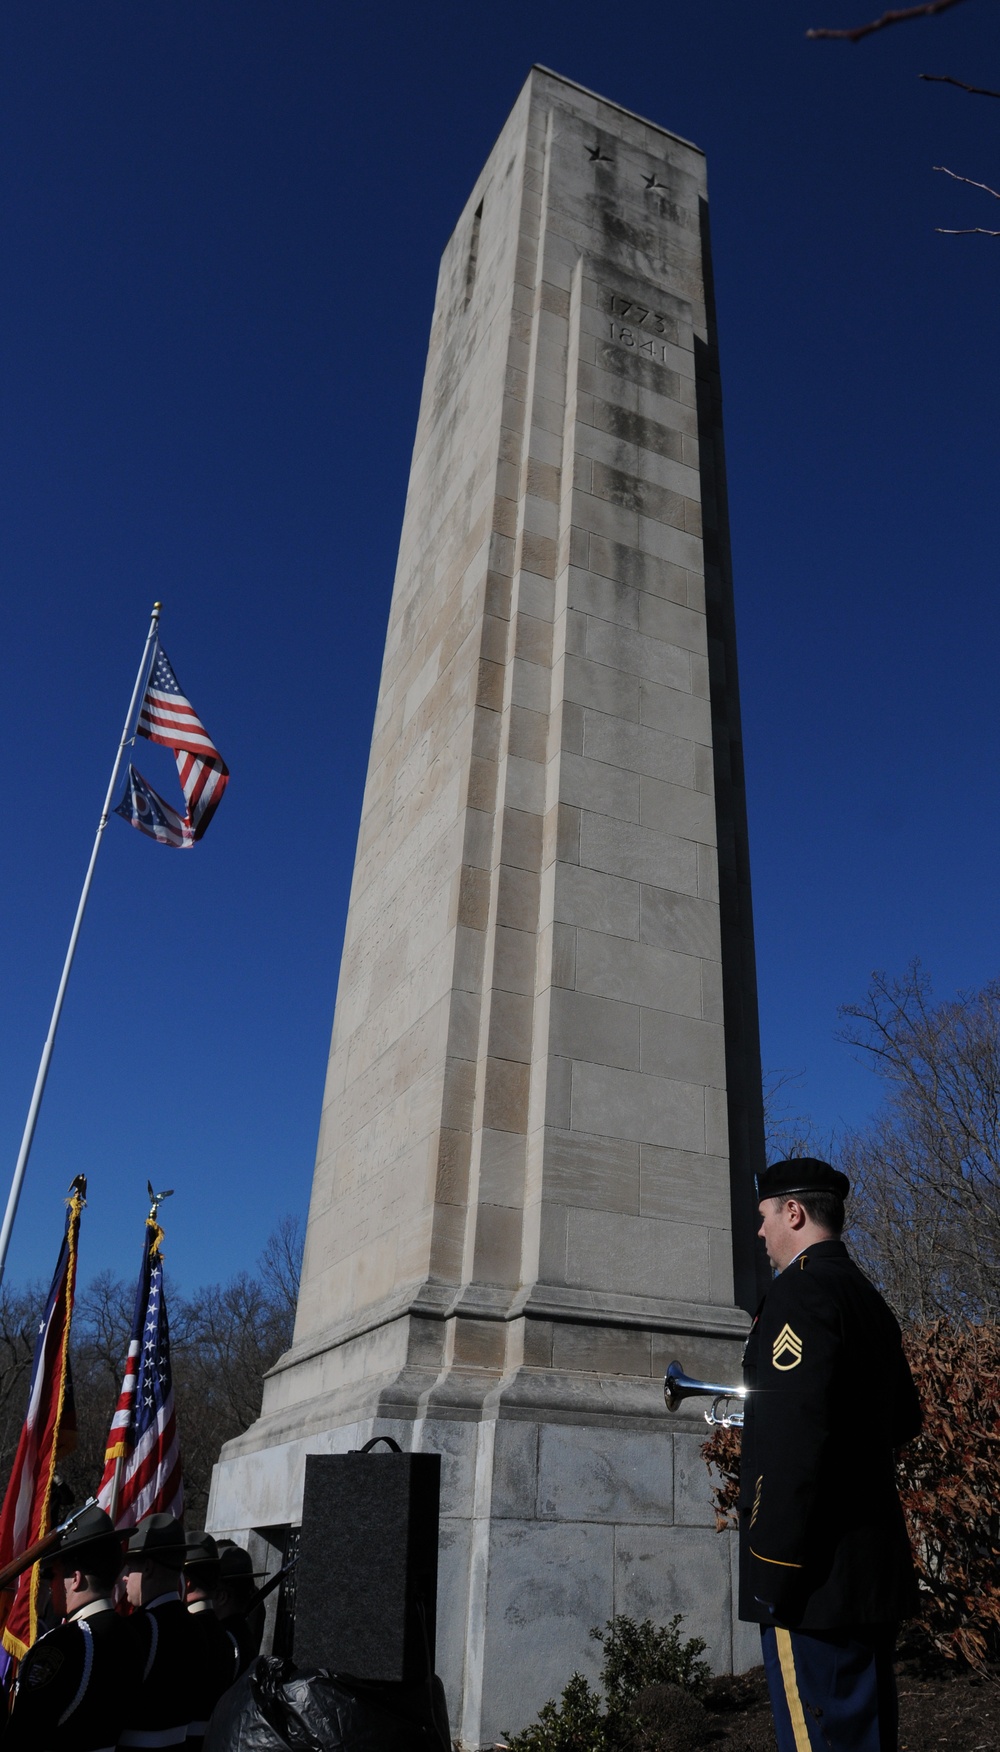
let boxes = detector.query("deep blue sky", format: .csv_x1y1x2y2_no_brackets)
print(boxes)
1,1,998,1288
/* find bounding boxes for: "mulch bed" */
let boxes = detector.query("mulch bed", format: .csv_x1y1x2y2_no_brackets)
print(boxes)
626,1660,1000,1751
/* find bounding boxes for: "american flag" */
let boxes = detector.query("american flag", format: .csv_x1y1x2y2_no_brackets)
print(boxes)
96,1219,183,1528
0,1180,85,1660
137,642,229,842
114,763,193,849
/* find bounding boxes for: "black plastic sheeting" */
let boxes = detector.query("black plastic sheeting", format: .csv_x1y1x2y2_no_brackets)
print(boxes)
204,1658,452,1752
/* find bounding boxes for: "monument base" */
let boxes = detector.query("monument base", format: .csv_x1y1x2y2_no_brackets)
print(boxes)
207,1300,758,1747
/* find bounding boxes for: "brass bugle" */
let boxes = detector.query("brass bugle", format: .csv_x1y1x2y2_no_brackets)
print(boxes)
663,1360,747,1428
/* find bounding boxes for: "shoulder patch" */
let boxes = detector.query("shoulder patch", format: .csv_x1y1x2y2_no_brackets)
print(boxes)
26,1641,65,1687
772,1323,803,1370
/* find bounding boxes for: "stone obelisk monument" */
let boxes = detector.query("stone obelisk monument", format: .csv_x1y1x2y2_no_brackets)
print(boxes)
209,66,766,1745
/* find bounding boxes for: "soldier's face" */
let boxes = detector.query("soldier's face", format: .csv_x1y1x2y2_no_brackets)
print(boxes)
757,1198,800,1271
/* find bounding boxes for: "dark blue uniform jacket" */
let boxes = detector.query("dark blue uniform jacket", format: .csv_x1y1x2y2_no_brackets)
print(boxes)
739,1238,922,1630
0,1600,140,1751
119,1594,199,1750
187,1600,238,1750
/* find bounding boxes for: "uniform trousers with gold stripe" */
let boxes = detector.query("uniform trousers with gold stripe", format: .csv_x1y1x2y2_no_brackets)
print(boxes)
760,1624,898,1752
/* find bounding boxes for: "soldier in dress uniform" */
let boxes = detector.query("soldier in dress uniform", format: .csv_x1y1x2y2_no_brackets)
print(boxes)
0,1503,137,1752
117,1515,198,1751
183,1533,238,1747
211,1544,263,1676
740,1158,922,1752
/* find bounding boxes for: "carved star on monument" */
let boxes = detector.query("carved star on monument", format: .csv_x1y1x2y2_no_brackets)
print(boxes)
587,142,611,162
643,173,667,190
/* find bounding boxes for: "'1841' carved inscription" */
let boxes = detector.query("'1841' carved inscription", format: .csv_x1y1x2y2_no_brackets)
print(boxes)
601,291,679,365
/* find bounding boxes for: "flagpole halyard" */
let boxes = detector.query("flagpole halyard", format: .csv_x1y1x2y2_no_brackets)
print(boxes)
0,604,163,1288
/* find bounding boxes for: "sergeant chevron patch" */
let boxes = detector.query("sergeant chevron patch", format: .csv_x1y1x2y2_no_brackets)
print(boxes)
772,1324,803,1370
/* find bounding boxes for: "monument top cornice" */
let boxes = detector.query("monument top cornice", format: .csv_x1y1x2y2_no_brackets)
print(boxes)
528,63,705,156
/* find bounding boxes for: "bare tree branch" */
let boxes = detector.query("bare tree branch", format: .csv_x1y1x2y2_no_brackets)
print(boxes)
935,224,1000,232
763,1067,837,1163
840,966,1000,1320
934,164,1000,198
920,72,1000,98
808,0,972,43
258,1213,304,1320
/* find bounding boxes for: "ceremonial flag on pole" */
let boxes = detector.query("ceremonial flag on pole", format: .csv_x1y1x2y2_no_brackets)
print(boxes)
114,764,193,849
0,1179,85,1659
96,1213,182,1527
115,642,228,847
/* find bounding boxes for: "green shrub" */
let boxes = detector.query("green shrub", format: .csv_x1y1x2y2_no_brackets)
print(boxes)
596,1615,710,1722
503,1671,605,1752
503,1616,709,1752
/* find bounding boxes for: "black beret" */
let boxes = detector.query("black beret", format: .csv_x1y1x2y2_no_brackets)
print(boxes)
50,1505,123,1573
125,1513,188,1568
756,1157,850,1203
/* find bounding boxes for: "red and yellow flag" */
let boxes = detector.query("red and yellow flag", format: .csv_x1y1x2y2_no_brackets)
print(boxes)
0,1178,85,1658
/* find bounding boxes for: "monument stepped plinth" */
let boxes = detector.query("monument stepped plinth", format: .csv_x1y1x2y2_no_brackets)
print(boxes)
209,65,766,1746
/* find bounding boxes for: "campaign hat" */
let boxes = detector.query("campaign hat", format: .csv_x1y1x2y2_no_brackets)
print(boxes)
185,1529,222,1587
217,1542,263,1582
756,1157,850,1203
125,1513,188,1568
47,1504,123,1574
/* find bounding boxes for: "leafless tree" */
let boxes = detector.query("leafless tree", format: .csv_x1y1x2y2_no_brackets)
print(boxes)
0,1214,304,1528
838,964,1000,1320
763,1067,836,1164
808,0,1000,234
0,1281,45,1487
257,1213,305,1328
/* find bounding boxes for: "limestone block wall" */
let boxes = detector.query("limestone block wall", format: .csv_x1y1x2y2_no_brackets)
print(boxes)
291,77,538,1348
270,68,764,1417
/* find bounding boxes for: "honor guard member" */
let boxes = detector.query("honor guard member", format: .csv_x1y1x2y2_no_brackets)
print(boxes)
183,1533,237,1746
211,1544,264,1677
118,1515,199,1751
740,1159,922,1752
0,1504,136,1752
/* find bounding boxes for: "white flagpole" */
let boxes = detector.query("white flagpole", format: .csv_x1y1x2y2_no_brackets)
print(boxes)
0,602,163,1287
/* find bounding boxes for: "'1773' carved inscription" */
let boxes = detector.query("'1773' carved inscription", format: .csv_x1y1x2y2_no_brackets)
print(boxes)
601,290,679,366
